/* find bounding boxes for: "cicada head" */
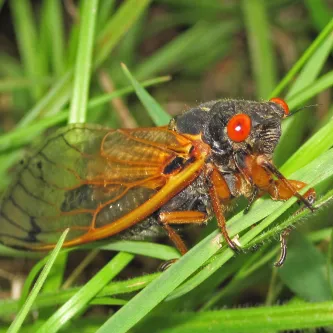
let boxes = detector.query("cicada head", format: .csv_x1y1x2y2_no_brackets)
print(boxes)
174,98,289,169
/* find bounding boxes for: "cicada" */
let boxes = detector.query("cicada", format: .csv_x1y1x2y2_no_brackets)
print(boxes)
0,98,315,264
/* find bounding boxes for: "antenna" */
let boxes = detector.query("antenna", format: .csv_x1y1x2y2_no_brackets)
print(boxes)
284,104,319,118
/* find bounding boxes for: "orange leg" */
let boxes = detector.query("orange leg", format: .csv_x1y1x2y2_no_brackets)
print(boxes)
208,168,239,252
262,160,315,212
269,179,316,205
243,155,316,266
159,210,207,255
243,154,316,211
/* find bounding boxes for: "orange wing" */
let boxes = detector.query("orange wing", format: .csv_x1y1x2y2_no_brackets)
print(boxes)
0,124,206,249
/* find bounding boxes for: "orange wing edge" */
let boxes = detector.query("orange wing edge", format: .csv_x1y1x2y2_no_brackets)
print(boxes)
32,155,206,250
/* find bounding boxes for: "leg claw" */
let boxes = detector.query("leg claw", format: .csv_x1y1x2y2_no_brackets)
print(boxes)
159,258,178,271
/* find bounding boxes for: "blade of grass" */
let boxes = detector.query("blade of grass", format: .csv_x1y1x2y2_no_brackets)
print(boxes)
95,0,151,67
96,233,223,333
17,0,152,127
96,0,116,33
280,96,333,175
69,0,99,123
121,63,171,125
274,32,333,165
37,252,134,333
17,71,73,127
62,250,100,289
0,273,160,317
0,77,53,92
305,0,332,31
129,301,333,332
244,190,333,250
269,17,333,98
101,240,180,260
0,75,170,153
38,253,68,318
286,70,333,113
242,0,277,98
89,297,127,306
287,35,333,99
278,232,332,302
88,75,170,109
44,0,66,76
328,229,333,298
9,0,44,100
19,257,52,308
133,22,210,80
7,229,69,333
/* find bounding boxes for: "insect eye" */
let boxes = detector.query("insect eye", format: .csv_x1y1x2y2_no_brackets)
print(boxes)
227,114,252,142
269,97,289,116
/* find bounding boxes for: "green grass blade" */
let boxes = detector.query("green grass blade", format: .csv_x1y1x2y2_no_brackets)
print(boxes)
9,0,44,100
270,17,333,98
0,76,170,153
121,63,171,125
17,71,73,127
0,77,52,92
133,22,209,80
278,232,331,302
69,0,99,123
305,0,332,31
37,252,133,333
96,0,116,33
129,302,333,332
0,273,160,317
7,229,69,333
0,112,68,152
88,75,170,109
101,241,180,260
274,32,333,165
280,101,333,174
287,34,333,99
95,0,151,67
44,0,65,76
15,0,151,128
96,234,222,333
242,0,277,98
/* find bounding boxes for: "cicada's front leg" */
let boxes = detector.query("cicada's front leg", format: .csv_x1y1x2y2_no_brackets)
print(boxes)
239,154,316,266
207,166,240,252
268,179,316,206
243,154,316,210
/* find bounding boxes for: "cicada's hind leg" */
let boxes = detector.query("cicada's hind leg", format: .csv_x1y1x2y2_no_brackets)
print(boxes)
268,179,315,267
269,179,316,206
262,161,316,211
158,211,207,270
247,156,316,266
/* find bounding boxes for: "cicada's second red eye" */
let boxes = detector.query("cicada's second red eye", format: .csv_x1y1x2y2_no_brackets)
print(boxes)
270,97,289,116
227,114,251,142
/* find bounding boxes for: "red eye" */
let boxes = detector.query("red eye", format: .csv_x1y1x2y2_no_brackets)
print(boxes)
227,114,251,142
270,97,289,115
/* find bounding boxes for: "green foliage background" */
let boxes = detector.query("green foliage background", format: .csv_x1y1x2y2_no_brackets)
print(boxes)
0,1,332,332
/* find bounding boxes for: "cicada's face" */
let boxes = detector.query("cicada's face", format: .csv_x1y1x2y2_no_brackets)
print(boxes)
174,98,289,168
